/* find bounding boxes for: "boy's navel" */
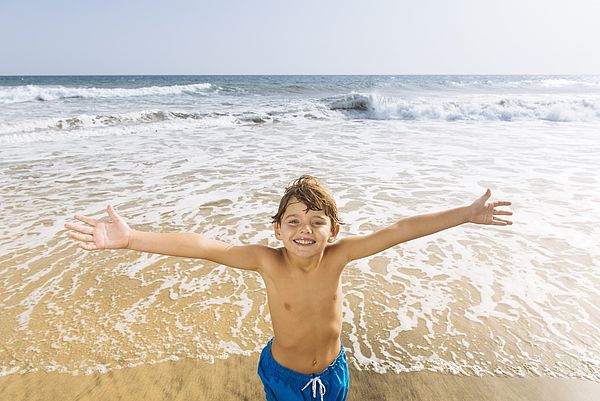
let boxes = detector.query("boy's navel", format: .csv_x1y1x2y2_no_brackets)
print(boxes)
284,302,291,311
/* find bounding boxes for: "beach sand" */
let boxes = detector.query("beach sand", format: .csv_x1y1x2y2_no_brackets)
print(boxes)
1,353,598,401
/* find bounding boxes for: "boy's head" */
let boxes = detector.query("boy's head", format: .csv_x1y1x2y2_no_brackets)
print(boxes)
272,175,342,237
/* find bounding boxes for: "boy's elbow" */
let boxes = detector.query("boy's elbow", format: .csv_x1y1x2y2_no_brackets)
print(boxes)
191,233,215,259
388,222,410,245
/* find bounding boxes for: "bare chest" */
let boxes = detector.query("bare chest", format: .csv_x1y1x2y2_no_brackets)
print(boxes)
262,265,344,330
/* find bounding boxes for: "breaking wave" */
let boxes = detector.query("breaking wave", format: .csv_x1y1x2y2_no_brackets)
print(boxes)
324,93,600,122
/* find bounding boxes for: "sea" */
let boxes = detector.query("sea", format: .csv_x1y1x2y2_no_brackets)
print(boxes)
1,75,599,381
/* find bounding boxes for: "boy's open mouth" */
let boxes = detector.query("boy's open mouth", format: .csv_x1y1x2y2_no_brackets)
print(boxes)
293,239,316,245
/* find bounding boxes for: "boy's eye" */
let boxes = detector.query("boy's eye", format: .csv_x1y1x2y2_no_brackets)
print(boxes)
286,219,326,226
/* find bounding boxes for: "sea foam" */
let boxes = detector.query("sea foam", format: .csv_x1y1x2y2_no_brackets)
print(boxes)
324,93,600,122
0,83,213,104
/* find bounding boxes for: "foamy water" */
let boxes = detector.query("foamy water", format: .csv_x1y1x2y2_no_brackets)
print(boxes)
1,75,599,381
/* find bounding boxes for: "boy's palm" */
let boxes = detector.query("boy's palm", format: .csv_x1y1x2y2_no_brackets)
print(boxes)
469,189,513,226
64,205,131,251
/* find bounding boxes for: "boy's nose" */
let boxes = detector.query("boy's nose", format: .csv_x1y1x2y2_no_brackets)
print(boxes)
300,224,312,233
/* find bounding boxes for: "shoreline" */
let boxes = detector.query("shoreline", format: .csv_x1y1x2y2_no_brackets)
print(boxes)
1,354,598,401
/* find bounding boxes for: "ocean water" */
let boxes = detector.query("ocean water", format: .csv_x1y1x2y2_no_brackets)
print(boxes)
0,75,599,381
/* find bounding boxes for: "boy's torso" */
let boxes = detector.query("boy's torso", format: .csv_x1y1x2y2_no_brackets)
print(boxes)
259,245,347,374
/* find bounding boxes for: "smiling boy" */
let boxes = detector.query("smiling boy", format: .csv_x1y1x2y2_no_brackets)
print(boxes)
65,175,512,401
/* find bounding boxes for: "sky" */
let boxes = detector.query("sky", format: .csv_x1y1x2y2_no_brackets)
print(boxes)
1,0,599,75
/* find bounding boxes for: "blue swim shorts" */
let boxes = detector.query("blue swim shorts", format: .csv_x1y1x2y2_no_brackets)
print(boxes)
257,338,350,401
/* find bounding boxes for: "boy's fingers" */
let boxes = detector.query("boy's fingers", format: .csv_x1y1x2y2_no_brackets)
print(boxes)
494,201,511,207
493,210,513,216
79,243,98,251
492,217,512,225
68,232,94,242
74,214,97,226
64,223,94,235
107,205,123,222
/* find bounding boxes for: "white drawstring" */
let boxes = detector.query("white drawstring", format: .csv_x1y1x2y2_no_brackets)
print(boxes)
301,376,326,401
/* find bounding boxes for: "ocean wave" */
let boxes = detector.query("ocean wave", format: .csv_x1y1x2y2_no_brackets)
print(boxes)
0,83,213,104
0,98,338,142
0,108,320,143
0,110,213,141
324,93,600,122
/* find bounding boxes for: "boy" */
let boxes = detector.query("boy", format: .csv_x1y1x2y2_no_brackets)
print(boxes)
64,175,512,401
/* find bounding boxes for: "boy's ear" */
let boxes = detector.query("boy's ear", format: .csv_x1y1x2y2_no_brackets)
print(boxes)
273,222,281,240
329,223,340,242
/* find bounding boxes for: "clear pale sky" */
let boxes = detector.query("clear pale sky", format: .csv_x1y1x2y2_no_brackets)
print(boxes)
2,0,599,75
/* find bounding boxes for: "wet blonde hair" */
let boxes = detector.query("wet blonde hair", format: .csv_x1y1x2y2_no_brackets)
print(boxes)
271,175,342,234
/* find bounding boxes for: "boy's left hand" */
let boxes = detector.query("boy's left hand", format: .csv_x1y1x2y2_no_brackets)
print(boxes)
468,189,513,226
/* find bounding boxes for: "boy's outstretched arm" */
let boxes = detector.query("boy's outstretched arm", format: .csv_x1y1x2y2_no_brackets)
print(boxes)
64,205,269,271
336,189,512,262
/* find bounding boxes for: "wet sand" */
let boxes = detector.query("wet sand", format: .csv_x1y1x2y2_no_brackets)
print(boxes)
1,353,598,401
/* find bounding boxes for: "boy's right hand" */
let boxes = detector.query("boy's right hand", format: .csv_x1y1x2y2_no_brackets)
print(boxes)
64,205,131,251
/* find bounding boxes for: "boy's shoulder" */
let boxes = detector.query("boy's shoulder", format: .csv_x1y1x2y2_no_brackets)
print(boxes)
253,244,285,264
324,240,353,265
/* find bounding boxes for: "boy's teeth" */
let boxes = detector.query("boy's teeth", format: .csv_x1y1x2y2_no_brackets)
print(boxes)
294,239,315,245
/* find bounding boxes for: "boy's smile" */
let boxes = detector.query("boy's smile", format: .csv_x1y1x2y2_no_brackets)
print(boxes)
293,238,316,246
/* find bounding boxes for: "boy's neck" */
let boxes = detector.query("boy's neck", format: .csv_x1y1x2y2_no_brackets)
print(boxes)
281,248,324,273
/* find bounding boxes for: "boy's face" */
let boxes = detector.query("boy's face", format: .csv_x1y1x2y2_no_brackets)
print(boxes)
274,198,339,258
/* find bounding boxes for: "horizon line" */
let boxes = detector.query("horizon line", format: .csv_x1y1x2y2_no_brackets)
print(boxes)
2,73,598,77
